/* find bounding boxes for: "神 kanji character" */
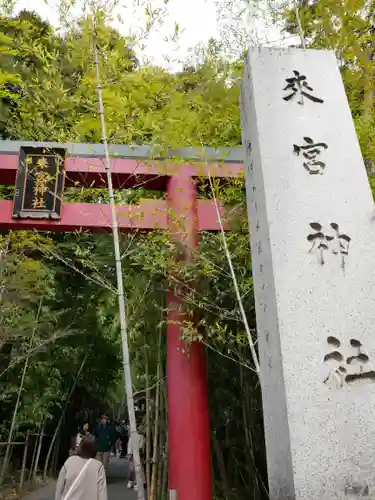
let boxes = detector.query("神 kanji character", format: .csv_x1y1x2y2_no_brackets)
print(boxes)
307,222,351,270
33,171,51,198
283,70,324,105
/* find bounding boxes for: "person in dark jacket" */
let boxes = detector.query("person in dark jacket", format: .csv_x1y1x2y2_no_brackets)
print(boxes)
95,415,112,473
119,425,128,458
108,420,118,457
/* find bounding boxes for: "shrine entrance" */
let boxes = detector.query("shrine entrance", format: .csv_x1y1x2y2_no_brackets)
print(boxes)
0,140,243,500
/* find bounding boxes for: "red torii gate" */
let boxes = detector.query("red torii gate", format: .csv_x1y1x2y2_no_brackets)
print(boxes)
0,140,243,500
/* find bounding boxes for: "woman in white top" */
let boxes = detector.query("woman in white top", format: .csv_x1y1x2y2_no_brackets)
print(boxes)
55,438,107,500
75,423,91,450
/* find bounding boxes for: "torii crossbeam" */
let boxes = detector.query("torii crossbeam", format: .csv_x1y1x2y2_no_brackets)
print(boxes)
0,140,244,500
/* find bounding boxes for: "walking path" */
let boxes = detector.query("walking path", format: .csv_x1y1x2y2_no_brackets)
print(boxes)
106,457,137,500
22,457,137,500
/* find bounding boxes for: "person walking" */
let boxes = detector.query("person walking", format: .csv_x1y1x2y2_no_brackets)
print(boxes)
75,423,92,451
95,414,112,473
108,420,118,457
55,437,107,500
114,423,122,459
127,427,146,491
119,424,128,458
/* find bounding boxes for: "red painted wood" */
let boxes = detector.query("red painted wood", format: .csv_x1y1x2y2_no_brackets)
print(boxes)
167,176,212,500
0,154,243,188
0,199,228,232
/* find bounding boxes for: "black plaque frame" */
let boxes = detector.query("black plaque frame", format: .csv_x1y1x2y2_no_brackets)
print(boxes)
12,146,66,220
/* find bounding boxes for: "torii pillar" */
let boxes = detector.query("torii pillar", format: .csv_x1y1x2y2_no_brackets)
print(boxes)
167,174,212,500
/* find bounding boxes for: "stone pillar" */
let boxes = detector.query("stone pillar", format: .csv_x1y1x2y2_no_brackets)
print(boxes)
240,48,375,500
166,175,212,500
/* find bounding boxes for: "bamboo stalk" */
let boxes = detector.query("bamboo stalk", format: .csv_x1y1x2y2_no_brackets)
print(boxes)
19,431,30,490
51,424,61,476
149,330,162,500
0,234,10,307
156,378,165,500
0,235,13,374
161,432,168,500
32,422,45,482
116,403,123,422
240,355,268,497
145,347,151,495
0,297,43,485
161,374,168,499
212,430,229,496
93,37,144,500
0,442,25,446
43,355,87,481
29,426,39,483
0,330,82,379
206,168,260,374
